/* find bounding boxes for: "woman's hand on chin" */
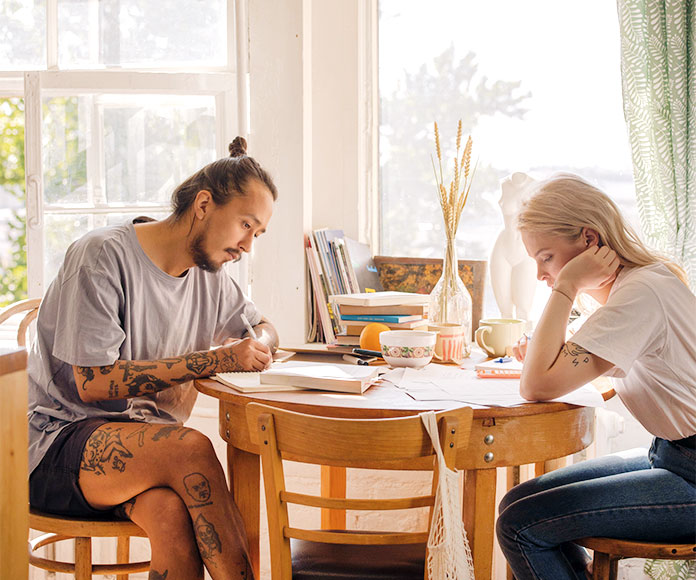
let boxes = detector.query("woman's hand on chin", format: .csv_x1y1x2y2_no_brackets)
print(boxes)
556,246,621,295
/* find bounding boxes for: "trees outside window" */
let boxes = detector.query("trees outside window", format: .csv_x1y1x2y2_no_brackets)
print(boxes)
0,97,26,305
379,0,635,264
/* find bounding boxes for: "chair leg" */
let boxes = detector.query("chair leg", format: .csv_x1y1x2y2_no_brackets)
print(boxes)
592,552,621,580
74,537,92,580
608,556,619,580
117,536,131,580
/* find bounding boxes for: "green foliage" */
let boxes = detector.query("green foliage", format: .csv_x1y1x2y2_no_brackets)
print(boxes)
644,559,696,580
0,97,27,306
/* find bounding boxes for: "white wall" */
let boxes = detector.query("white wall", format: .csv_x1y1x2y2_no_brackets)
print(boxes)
247,0,376,345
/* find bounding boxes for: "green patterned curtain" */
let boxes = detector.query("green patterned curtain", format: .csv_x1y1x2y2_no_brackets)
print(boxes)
618,3,696,578
618,0,696,288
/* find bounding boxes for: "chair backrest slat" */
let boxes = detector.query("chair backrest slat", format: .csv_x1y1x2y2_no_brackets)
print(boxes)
248,405,472,466
285,527,430,546
281,490,435,511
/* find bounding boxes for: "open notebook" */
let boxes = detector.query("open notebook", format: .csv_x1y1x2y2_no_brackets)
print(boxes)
215,360,381,394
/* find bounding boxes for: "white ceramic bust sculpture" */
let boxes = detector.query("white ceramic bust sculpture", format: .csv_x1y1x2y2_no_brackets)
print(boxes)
490,172,537,323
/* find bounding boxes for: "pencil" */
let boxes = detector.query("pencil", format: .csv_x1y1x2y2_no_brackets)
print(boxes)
240,313,258,340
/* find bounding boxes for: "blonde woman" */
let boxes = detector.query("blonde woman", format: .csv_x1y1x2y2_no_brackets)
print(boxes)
495,173,696,579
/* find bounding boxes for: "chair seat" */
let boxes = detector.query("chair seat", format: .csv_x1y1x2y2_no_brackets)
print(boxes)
576,537,696,560
30,508,147,538
291,538,426,580
29,508,150,577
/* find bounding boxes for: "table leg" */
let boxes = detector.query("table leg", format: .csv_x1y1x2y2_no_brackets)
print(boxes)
463,468,497,580
228,445,260,576
320,465,347,529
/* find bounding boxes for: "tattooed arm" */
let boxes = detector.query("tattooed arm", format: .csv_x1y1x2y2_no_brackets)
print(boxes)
73,337,272,403
519,283,613,400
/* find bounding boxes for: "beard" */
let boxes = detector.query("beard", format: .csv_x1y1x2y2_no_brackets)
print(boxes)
189,231,241,272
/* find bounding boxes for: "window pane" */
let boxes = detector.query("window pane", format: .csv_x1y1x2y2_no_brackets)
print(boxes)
379,0,635,261
44,211,168,284
58,0,227,68
0,97,27,306
43,94,216,206
0,0,46,69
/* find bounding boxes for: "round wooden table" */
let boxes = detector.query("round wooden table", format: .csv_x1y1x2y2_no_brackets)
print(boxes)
195,376,595,579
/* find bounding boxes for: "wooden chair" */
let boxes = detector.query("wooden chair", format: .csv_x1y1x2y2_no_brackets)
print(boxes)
0,298,150,579
0,298,41,347
247,402,474,580
373,256,487,339
576,537,696,580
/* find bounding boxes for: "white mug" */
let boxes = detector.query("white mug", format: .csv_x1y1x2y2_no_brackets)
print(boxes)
475,318,525,358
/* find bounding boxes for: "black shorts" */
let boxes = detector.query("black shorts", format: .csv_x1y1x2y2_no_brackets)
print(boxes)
29,418,121,519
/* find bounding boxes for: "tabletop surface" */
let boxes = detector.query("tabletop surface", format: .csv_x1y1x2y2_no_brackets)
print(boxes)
195,374,583,418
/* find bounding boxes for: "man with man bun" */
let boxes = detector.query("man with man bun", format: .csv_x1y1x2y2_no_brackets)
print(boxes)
28,137,276,580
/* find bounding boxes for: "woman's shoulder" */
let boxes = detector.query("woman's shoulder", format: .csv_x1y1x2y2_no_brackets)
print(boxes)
616,262,682,288
612,263,694,305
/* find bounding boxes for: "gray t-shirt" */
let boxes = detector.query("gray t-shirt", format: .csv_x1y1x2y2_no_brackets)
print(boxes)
27,219,261,474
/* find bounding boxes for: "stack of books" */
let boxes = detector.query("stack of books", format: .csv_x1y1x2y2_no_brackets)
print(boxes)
331,291,430,346
305,229,383,344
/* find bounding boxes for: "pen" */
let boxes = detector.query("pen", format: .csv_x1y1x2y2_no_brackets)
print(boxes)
353,348,382,358
240,313,258,340
343,354,369,366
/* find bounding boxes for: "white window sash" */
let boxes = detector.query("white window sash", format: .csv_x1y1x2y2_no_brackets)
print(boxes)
23,70,241,297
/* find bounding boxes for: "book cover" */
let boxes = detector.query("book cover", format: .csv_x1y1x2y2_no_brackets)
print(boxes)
334,335,362,346
339,314,422,323
333,238,360,294
215,373,307,393
337,304,429,316
344,237,383,293
313,229,340,296
474,357,523,378
342,320,428,335
306,239,336,343
262,361,380,394
330,291,429,307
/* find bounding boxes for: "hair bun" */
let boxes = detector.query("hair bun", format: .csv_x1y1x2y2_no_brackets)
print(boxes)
228,136,248,157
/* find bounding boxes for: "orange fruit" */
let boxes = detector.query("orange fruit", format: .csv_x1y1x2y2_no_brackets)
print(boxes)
359,322,391,351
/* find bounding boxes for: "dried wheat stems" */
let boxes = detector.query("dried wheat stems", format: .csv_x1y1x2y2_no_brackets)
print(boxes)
432,120,475,239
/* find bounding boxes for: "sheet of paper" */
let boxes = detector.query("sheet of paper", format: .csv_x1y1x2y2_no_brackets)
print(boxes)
380,364,605,408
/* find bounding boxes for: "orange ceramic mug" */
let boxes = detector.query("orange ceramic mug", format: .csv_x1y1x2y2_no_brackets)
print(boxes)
428,323,466,363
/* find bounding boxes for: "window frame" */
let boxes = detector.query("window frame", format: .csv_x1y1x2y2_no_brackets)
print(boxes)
0,0,250,299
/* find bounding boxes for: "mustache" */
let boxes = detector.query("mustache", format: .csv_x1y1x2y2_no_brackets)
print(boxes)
226,249,242,262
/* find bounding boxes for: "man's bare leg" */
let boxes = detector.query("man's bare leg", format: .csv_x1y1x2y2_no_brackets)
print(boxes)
118,487,204,580
78,422,253,580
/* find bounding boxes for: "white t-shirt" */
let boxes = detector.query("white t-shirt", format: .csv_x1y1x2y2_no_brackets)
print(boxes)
27,219,261,474
571,263,696,440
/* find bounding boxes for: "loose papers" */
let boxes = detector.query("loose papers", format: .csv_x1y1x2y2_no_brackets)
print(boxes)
380,360,605,409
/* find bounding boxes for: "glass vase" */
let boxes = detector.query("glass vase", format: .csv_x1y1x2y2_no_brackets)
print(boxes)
429,236,472,357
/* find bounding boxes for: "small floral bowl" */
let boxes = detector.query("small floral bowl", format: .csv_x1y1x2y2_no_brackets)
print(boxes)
379,330,437,369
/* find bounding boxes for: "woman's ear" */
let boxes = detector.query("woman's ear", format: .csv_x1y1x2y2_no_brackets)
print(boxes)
582,227,601,248
192,190,213,220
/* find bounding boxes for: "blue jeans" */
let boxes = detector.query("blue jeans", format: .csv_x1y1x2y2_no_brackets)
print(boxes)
496,438,696,580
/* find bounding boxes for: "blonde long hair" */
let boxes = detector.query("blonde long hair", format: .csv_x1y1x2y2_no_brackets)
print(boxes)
517,173,688,286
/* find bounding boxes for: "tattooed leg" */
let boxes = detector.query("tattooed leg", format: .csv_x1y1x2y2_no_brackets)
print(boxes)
121,487,203,580
79,422,254,580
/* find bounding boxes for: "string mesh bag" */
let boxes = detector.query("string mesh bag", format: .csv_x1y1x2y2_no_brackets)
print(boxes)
420,411,475,580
